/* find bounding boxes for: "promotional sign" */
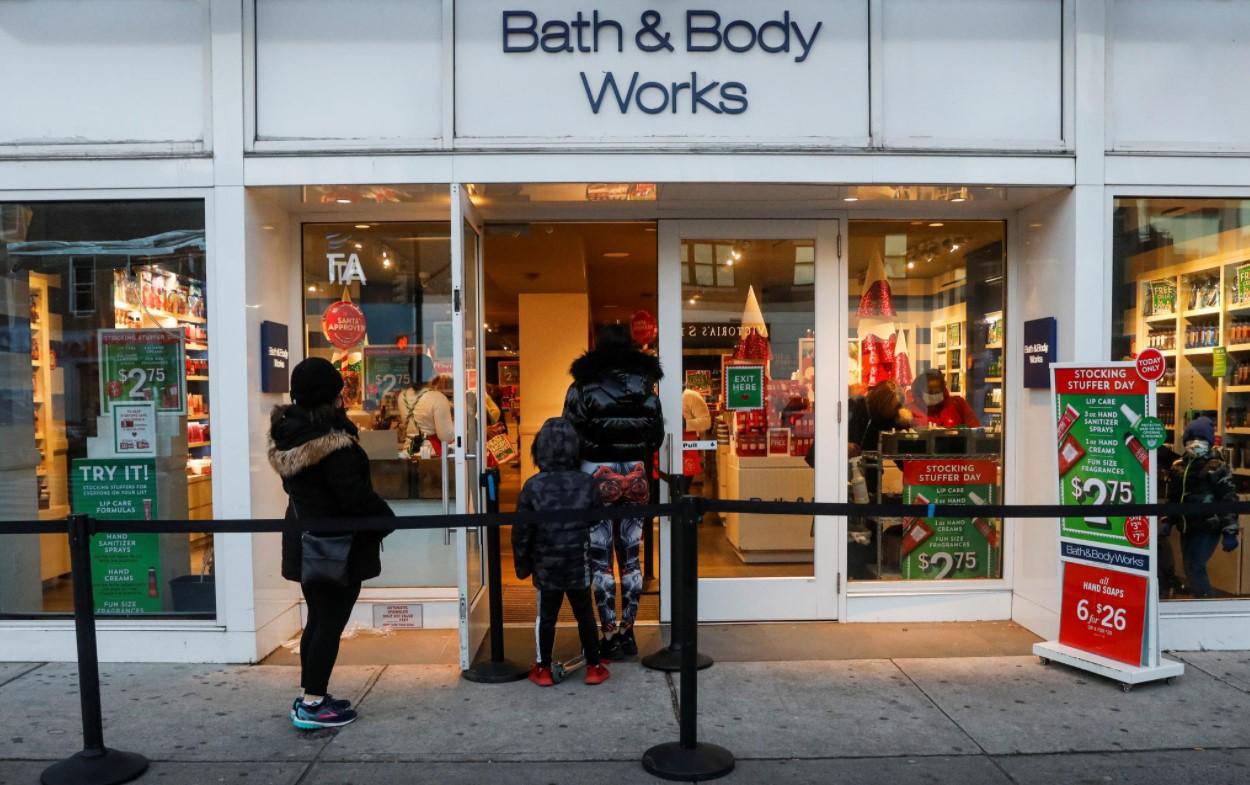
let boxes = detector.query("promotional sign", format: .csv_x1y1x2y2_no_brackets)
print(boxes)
900,459,1000,580
322,301,367,350
1054,365,1151,550
685,369,714,398
1036,361,1184,686
72,458,161,614
112,402,156,456
1214,346,1228,378
99,329,186,415
364,346,419,411
724,365,764,411
1023,317,1057,389
631,309,658,346
433,321,454,361
260,321,290,393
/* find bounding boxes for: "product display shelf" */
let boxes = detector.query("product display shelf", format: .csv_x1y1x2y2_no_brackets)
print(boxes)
30,274,72,582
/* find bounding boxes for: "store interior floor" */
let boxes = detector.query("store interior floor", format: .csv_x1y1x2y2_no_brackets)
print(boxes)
260,620,1042,667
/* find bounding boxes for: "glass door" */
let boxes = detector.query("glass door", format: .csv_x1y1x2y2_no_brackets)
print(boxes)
658,220,842,622
452,184,489,669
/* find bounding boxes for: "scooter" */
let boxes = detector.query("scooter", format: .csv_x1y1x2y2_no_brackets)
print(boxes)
550,653,586,684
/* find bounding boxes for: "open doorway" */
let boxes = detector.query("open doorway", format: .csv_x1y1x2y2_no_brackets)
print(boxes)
480,222,660,624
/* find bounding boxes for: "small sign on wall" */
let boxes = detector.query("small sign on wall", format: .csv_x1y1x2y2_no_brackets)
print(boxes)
373,603,424,629
112,401,156,456
260,321,290,393
1023,317,1057,389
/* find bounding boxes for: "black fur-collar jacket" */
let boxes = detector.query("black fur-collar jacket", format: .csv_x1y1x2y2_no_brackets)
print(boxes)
268,405,393,583
563,346,665,463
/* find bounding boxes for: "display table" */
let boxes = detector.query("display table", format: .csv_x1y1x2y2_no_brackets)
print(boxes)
720,451,815,563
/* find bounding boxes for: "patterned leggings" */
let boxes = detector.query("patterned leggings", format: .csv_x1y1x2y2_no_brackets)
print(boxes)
584,460,646,633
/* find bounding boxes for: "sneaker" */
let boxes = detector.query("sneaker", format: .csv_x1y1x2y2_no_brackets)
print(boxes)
290,698,358,730
599,634,625,661
618,628,639,657
528,665,555,687
584,663,611,685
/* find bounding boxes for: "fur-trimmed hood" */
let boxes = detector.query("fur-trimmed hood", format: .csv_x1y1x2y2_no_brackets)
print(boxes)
268,404,358,479
569,346,663,385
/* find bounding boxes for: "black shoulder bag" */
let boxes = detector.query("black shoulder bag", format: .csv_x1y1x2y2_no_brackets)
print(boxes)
294,499,354,589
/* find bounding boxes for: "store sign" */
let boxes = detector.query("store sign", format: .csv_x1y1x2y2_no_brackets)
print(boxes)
724,365,764,411
260,321,290,393
72,458,161,615
322,301,367,350
98,329,186,415
112,402,156,457
1023,317,1056,389
900,459,1000,580
457,1,867,140
327,252,367,286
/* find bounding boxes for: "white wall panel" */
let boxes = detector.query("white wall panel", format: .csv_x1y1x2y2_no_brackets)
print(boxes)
1109,0,1250,152
879,0,1064,149
455,1,868,145
255,0,443,144
0,0,208,150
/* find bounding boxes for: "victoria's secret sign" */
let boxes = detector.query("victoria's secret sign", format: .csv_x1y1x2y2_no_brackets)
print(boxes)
502,9,822,115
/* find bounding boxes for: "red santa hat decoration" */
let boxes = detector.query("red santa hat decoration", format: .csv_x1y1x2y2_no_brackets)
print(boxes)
857,250,912,389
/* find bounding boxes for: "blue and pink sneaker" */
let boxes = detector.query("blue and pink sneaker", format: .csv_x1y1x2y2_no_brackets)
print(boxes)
290,696,357,729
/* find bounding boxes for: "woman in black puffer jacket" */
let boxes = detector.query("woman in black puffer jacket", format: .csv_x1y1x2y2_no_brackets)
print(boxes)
269,358,393,729
562,324,664,659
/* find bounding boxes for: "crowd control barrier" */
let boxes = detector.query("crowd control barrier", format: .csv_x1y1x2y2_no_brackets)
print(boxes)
2,495,1246,784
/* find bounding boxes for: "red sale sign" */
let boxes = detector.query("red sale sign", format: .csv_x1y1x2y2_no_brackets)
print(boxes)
1058,561,1148,666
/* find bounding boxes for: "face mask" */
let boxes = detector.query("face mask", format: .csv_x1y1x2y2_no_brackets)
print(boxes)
923,392,945,407
1186,439,1210,456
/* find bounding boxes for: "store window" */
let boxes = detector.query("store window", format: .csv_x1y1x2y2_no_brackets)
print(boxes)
1111,197,1250,600
681,238,816,579
0,200,214,618
302,222,456,587
847,221,1006,582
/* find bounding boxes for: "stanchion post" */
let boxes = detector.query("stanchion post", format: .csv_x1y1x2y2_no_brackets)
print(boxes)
641,496,735,782
462,470,529,684
642,475,712,673
42,514,149,785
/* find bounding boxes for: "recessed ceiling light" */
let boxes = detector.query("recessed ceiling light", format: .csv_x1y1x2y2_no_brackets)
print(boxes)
307,285,316,292
843,196,859,202
382,259,392,269
644,227,657,232
688,297,697,305
262,224,275,231
907,261,915,269
928,222,945,227
336,198,352,204
951,197,965,203
354,242,363,249
355,224,371,229
603,252,630,258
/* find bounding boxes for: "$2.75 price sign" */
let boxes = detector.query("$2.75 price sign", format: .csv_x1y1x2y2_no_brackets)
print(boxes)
363,347,420,411
99,329,186,415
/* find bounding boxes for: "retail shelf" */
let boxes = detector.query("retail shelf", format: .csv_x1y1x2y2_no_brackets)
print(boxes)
1184,306,1222,318
30,359,41,367
33,397,44,405
1157,349,1177,357
1146,312,1178,324
1228,303,1250,316
113,300,207,325
188,413,209,421
187,474,212,485
986,342,1003,350
1227,344,1250,353
186,342,209,351
984,406,1002,414
1235,469,1250,478
1227,428,1250,436
1157,386,1177,394
1185,346,1216,355
188,441,211,449
187,375,209,382
1227,385,1250,393
985,376,1003,383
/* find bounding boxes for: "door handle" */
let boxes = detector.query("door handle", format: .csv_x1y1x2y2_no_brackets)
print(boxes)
441,447,452,543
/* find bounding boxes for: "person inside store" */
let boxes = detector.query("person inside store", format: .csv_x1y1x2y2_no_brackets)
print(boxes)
563,323,665,661
846,380,914,578
269,357,394,730
513,417,611,687
1164,416,1241,598
395,354,455,457
909,369,980,428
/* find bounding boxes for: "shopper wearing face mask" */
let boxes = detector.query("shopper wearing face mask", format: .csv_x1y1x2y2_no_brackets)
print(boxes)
909,369,980,428
1163,416,1241,598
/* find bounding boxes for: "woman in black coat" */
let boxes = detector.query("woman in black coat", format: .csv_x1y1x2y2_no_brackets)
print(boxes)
562,323,664,659
269,358,393,729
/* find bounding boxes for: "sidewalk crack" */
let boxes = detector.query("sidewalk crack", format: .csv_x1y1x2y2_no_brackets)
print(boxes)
1172,654,1250,695
0,662,45,691
292,664,388,785
664,671,680,725
888,658,1020,785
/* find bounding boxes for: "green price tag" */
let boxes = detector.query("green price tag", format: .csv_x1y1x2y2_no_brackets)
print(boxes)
1214,346,1228,378
725,365,764,411
1136,416,1167,450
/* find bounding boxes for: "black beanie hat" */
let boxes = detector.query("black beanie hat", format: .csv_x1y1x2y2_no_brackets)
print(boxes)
290,357,344,408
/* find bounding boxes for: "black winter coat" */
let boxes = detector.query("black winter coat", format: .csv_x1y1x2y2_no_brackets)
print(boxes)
563,346,664,462
269,405,394,583
1165,449,1239,535
512,418,596,591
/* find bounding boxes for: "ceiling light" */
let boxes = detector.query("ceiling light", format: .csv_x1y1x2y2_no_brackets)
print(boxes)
732,250,742,260
355,224,371,229
725,259,734,267
336,198,352,204
354,242,363,249
843,196,859,203
907,261,915,269
688,297,697,305
307,285,316,292
262,224,275,231
382,259,392,269
928,222,944,228
603,252,630,259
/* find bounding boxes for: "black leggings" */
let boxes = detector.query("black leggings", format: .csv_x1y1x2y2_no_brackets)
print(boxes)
300,580,362,696
535,588,601,668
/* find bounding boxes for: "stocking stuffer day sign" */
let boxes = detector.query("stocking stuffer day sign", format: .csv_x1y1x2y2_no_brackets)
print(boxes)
1034,362,1184,688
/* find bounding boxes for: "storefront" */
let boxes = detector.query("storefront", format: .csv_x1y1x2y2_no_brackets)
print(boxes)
2,0,1250,663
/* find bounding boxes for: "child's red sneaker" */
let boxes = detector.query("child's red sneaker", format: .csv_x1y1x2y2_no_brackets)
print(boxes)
584,663,610,685
528,665,555,687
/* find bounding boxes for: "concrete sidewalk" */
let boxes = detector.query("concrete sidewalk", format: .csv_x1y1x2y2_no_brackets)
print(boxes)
3,651,1250,784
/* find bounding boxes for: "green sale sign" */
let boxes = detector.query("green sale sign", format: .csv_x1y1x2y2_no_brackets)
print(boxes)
98,329,186,414
72,458,162,614
1053,365,1153,550
901,459,1001,580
